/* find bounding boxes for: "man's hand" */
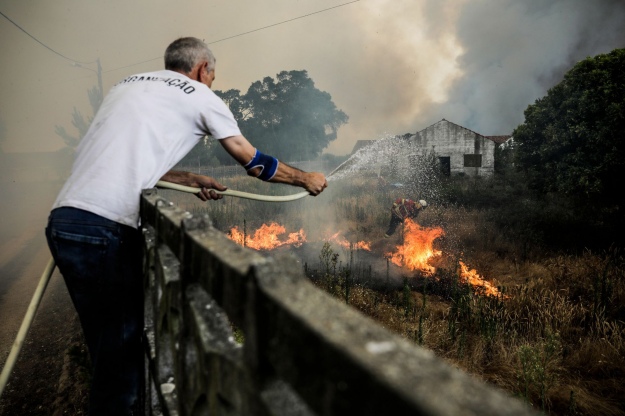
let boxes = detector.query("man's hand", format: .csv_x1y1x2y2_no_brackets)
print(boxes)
302,172,328,196
193,175,228,201
265,162,328,196
160,171,227,201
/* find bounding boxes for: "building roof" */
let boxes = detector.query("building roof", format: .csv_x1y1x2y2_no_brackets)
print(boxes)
418,119,510,144
485,135,512,144
350,140,376,154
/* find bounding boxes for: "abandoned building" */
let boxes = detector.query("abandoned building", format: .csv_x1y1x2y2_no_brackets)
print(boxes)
348,119,510,179
409,119,510,176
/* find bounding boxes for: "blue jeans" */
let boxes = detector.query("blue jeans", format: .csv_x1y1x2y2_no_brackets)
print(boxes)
46,207,144,415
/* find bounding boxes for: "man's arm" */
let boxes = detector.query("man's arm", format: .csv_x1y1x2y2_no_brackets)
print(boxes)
219,135,328,196
159,170,228,201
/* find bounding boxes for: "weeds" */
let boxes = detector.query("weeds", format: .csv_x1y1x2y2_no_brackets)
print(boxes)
174,172,625,415
516,330,562,410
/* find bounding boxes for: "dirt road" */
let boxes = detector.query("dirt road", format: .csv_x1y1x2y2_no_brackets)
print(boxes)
0,179,89,415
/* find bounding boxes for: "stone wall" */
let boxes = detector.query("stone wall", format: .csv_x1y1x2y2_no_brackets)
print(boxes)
140,188,535,416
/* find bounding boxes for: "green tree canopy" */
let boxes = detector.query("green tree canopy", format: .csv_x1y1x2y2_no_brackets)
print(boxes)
214,70,348,163
513,48,625,207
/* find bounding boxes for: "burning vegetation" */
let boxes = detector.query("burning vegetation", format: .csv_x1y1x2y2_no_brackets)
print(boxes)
326,232,371,251
169,173,624,416
457,260,506,298
227,222,306,250
226,222,372,252
385,218,444,275
227,216,505,298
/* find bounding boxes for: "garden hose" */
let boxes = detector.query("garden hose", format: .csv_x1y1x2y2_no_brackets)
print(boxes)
0,258,56,398
0,181,308,397
156,180,310,202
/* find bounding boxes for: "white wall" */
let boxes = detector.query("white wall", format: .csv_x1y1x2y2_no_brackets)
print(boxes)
411,120,495,176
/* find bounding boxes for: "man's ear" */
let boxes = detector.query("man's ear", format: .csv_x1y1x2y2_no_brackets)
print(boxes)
200,61,209,80
189,61,206,82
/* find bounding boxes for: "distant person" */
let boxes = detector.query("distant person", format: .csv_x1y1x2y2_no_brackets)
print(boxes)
384,198,427,237
45,37,327,415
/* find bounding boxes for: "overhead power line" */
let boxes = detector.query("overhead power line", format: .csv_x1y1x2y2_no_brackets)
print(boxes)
0,9,96,65
208,0,361,44
3,0,361,86
104,0,361,74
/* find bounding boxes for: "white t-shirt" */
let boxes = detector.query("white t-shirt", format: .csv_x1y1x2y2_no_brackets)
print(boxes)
52,69,242,228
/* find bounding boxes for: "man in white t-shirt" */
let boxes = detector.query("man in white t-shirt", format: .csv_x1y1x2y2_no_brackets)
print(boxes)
45,37,327,415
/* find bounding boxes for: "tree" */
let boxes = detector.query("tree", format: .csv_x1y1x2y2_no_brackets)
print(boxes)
176,136,220,168
513,48,625,207
55,61,104,150
215,70,348,162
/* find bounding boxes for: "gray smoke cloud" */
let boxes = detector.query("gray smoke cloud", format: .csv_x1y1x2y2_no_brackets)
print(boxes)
418,0,625,135
1,0,623,156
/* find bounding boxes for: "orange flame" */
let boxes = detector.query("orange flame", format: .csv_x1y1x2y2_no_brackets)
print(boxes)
228,222,306,250
385,218,444,274
326,232,371,251
458,261,505,297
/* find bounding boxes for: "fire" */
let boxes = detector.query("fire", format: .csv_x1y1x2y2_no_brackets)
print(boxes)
384,219,505,297
458,261,505,297
230,220,504,297
326,232,371,251
385,218,444,274
227,222,306,250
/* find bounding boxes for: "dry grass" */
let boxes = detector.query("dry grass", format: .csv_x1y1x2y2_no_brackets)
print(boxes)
309,177,624,415
177,174,625,416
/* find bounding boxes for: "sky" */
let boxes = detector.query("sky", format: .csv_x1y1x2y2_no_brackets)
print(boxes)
1,0,624,156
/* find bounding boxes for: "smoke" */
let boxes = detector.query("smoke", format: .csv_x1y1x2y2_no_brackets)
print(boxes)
322,0,464,154
1,0,623,156
417,0,625,135
322,0,625,153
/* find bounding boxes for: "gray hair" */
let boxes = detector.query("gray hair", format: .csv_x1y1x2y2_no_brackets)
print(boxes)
164,37,216,73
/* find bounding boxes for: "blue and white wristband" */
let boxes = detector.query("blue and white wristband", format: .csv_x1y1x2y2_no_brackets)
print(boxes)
244,149,279,181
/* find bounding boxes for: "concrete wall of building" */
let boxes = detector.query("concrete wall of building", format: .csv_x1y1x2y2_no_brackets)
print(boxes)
410,120,496,177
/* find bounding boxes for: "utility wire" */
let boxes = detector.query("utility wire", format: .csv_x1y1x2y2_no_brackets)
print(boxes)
104,0,361,74
0,9,96,65
4,0,361,85
208,0,360,45
104,56,161,74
